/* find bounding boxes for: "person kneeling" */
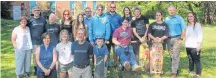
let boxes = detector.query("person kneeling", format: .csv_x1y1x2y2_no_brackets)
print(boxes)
112,18,142,71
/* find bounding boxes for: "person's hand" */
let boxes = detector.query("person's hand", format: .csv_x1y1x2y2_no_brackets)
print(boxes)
141,37,146,42
43,69,49,76
121,44,127,48
157,38,162,43
46,69,51,76
178,39,183,45
13,44,17,49
196,43,201,55
91,42,94,47
139,37,144,43
94,62,96,66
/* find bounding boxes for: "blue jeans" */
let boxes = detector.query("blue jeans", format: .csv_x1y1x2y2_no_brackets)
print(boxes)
15,49,31,75
115,45,137,67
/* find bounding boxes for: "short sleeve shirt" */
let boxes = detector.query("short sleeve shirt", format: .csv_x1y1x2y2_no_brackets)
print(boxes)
131,15,149,36
112,27,132,45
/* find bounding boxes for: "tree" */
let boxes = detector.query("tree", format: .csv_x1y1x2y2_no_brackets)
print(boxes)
1,1,12,19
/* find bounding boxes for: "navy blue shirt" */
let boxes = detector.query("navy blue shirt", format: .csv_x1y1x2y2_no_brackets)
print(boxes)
71,41,93,66
27,16,47,45
93,45,109,67
45,23,60,46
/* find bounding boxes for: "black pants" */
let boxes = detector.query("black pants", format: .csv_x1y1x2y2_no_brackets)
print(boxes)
186,48,201,75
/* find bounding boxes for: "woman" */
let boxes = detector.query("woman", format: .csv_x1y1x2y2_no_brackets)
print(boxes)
122,7,132,27
59,10,74,42
72,14,88,40
56,29,73,78
148,11,169,50
45,13,60,46
11,16,33,78
36,33,57,78
185,12,203,78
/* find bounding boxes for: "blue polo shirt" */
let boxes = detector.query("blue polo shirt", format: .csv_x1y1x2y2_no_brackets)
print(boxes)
93,44,109,67
164,14,186,37
105,12,122,35
84,15,91,26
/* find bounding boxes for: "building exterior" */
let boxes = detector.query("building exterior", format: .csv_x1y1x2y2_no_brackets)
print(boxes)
11,1,117,20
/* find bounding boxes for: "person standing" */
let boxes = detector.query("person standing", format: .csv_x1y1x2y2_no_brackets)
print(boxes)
72,29,93,78
88,4,111,46
105,3,122,67
35,33,57,78
84,7,92,26
131,7,149,63
56,30,73,78
73,14,88,40
122,6,132,27
27,6,47,75
12,16,33,78
148,11,169,50
164,6,186,78
185,12,203,78
59,10,74,42
45,13,60,46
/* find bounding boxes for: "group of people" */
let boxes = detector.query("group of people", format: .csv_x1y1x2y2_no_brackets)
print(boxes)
11,3,203,78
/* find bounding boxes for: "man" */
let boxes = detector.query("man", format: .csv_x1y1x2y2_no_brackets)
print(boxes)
164,6,186,78
27,6,47,75
131,7,149,63
105,3,122,67
84,7,92,26
113,18,142,71
72,29,93,78
88,4,111,46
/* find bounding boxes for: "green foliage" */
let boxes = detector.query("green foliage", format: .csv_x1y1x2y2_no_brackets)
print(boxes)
1,1,12,19
116,1,215,24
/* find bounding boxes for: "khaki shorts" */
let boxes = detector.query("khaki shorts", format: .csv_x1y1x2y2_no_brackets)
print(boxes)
59,62,73,72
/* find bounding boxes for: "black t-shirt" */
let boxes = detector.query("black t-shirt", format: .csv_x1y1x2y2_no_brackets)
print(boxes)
131,15,149,36
45,23,60,46
71,41,93,66
148,22,169,38
27,16,47,45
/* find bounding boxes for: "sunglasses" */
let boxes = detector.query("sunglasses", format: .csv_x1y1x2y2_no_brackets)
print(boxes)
110,7,116,8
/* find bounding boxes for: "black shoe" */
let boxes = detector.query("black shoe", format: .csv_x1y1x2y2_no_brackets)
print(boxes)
176,69,180,75
34,72,37,76
34,66,37,76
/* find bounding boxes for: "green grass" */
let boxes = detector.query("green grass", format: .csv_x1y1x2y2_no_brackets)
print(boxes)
1,19,216,78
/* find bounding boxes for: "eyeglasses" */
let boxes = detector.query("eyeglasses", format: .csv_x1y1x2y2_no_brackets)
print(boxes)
110,7,116,8
97,9,103,11
85,11,91,13
64,14,69,15
34,10,40,12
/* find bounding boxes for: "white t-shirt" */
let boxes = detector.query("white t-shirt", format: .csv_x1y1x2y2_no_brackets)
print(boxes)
185,23,203,48
56,41,73,64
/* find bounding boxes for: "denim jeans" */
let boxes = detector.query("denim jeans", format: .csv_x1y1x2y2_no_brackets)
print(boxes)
115,45,138,67
186,48,201,75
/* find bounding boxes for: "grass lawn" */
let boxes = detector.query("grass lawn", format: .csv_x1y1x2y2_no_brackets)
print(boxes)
1,19,216,78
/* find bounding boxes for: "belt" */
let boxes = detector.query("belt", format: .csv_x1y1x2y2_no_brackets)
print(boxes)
169,35,180,38
74,64,89,69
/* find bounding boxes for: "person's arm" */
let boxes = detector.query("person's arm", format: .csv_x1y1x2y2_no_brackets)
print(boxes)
104,45,109,64
85,24,88,39
160,24,169,41
11,28,17,49
59,19,62,30
72,22,76,40
88,18,94,45
36,46,48,75
132,28,142,41
112,30,121,46
105,18,111,43
49,48,57,71
196,23,203,52
94,55,96,65
179,16,186,43
142,17,150,40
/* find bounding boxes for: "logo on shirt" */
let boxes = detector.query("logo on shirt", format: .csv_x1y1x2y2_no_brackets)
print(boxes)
102,18,106,24
120,32,128,37
152,25,166,31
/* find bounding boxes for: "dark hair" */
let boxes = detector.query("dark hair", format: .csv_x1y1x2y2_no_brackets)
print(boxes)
156,11,164,21
41,32,51,40
74,13,85,30
123,18,130,22
187,12,198,29
123,7,132,20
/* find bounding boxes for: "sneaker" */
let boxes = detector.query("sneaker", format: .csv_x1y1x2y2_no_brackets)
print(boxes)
123,61,130,70
24,73,30,78
192,74,200,78
132,65,142,71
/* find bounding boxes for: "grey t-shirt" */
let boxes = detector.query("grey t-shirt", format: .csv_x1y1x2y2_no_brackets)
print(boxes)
131,15,149,37
45,23,60,46
27,16,47,45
